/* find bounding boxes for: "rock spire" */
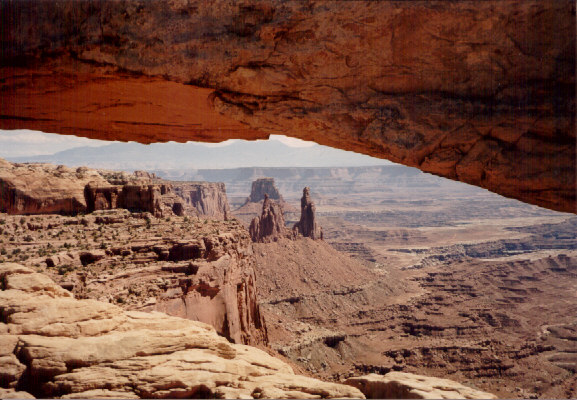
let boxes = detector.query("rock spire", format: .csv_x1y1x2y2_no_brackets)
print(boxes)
293,187,323,240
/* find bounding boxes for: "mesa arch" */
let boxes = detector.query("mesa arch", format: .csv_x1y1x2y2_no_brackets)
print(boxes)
1,0,574,213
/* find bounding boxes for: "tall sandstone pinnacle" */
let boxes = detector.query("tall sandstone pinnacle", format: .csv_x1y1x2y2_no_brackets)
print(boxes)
293,187,323,240
249,194,289,243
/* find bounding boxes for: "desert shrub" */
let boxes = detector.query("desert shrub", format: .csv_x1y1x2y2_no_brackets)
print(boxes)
23,235,34,242
58,264,75,275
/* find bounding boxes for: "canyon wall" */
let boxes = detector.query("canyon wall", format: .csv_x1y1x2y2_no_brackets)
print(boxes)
0,160,230,219
0,0,574,213
173,182,231,220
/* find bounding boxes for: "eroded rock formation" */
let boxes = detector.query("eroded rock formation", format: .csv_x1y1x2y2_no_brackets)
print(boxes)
0,210,268,347
0,263,364,399
346,373,496,399
0,160,109,215
0,159,229,219
0,1,574,213
294,187,322,240
173,182,230,220
247,178,283,204
249,194,289,243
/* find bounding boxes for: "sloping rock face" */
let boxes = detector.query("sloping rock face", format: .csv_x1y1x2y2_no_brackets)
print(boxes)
0,160,109,215
0,263,364,399
346,373,496,399
249,195,289,243
294,187,322,240
173,182,230,220
0,1,574,213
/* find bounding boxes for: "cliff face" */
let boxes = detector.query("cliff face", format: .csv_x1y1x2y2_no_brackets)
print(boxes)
1,160,227,219
0,160,109,215
134,225,268,346
0,208,269,347
0,0,574,213
173,182,231,220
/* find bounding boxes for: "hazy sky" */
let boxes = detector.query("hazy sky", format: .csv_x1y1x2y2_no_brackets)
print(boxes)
0,129,317,157
0,129,388,169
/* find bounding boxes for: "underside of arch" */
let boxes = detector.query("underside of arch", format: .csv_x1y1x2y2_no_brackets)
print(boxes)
0,0,575,213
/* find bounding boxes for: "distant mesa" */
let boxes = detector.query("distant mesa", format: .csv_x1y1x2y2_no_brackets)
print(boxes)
245,177,283,204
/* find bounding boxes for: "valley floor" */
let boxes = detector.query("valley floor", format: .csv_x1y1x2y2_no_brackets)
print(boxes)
251,188,577,399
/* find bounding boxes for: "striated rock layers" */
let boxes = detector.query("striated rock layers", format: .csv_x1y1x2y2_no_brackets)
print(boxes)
294,187,322,240
0,160,110,215
247,178,283,204
346,373,496,399
0,159,230,220
173,182,230,220
249,195,289,243
15,211,269,347
0,263,364,399
0,0,574,213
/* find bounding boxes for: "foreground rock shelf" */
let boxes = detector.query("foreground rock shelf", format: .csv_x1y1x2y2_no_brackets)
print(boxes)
0,263,364,399
1,0,574,213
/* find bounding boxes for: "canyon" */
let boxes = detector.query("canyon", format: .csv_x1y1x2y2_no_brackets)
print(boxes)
0,0,574,212
1,157,576,398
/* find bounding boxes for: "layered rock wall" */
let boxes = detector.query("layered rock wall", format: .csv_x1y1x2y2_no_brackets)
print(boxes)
0,0,574,212
173,182,231,220
0,160,109,215
0,159,225,219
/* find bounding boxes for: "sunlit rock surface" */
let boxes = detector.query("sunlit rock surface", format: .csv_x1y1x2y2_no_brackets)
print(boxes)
0,263,364,399
346,373,496,399
0,0,574,212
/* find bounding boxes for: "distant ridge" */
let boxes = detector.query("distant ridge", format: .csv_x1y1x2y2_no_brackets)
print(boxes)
7,140,389,170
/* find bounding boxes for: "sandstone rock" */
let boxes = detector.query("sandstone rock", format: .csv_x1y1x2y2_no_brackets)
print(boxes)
0,263,364,399
247,178,283,204
293,187,322,240
84,183,121,212
249,194,289,243
0,161,109,215
173,182,231,220
0,389,35,399
79,250,106,266
0,1,574,213
346,372,496,399
45,253,79,270
119,184,163,217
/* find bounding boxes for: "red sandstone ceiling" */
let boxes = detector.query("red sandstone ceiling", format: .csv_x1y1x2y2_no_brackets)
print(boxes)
0,1,575,213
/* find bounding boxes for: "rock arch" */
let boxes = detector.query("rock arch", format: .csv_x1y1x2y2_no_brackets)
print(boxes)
0,0,574,212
